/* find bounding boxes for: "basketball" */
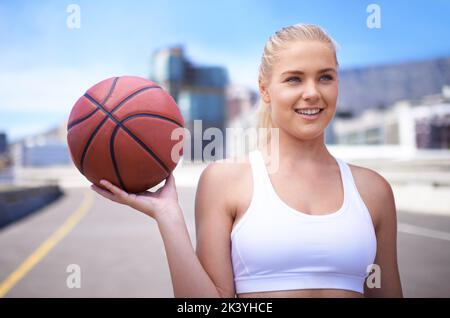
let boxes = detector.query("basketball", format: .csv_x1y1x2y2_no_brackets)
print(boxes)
67,76,185,193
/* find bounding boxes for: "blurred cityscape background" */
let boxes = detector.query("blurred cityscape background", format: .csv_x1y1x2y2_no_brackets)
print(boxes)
1,0,450,298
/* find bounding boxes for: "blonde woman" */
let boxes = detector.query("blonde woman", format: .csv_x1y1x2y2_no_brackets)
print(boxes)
92,23,403,298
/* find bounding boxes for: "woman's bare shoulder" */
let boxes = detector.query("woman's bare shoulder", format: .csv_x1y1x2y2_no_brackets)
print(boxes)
348,163,395,229
200,155,251,184
348,163,392,192
197,155,252,216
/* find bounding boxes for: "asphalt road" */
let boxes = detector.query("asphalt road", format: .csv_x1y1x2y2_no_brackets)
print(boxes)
0,187,449,298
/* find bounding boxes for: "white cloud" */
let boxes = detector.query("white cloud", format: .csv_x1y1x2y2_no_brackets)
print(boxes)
0,67,122,113
0,66,127,141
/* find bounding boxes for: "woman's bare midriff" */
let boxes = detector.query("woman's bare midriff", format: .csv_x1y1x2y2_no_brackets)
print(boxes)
237,289,364,298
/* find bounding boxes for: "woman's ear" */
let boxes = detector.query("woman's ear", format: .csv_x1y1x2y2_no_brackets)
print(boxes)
259,78,271,104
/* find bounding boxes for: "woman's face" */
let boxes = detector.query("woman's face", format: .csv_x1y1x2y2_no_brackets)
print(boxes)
260,40,338,141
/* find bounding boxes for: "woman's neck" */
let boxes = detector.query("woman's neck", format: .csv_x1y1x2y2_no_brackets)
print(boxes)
261,128,334,169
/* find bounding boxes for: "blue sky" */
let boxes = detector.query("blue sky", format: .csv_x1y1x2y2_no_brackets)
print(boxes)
1,0,450,141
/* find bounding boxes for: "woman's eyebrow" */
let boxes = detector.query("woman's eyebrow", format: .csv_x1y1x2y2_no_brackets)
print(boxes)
281,68,336,75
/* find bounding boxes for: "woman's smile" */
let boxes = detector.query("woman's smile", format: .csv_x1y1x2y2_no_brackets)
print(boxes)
294,108,324,120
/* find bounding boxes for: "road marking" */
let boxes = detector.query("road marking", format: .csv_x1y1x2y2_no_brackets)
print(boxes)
398,222,450,242
0,190,94,297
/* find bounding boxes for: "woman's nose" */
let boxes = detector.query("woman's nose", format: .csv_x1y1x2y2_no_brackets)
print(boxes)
302,80,320,101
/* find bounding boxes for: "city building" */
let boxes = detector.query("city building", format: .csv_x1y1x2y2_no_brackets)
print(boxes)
150,46,228,161
10,124,71,167
226,85,258,122
226,98,259,158
0,132,7,154
0,132,10,170
333,86,450,150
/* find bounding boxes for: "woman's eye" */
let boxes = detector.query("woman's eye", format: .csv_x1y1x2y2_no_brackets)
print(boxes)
286,76,301,83
320,75,334,81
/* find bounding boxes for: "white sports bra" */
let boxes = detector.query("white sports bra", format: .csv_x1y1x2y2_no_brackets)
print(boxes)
231,150,377,295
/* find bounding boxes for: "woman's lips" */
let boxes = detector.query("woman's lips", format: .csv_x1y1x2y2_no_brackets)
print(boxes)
294,108,324,120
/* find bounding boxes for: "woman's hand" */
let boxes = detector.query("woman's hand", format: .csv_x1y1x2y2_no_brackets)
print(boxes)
90,173,180,220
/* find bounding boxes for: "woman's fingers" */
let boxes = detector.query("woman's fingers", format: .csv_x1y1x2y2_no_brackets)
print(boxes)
91,184,117,201
90,178,177,219
91,180,133,204
99,180,128,197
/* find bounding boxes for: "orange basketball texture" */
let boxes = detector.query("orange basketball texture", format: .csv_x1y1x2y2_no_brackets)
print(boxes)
67,76,185,193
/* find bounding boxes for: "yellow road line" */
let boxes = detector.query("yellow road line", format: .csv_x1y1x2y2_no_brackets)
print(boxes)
0,190,94,297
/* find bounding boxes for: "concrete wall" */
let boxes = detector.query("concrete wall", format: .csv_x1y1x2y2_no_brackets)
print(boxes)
0,186,63,228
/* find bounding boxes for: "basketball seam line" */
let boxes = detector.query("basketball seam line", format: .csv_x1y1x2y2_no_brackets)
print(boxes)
87,95,169,173
67,108,99,130
122,113,183,127
83,92,171,174
109,85,162,113
110,126,128,192
78,85,162,173
101,77,119,104
79,116,109,174
67,77,119,131
109,114,183,192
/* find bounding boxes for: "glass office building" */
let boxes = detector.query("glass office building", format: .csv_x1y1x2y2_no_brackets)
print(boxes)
150,46,228,161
